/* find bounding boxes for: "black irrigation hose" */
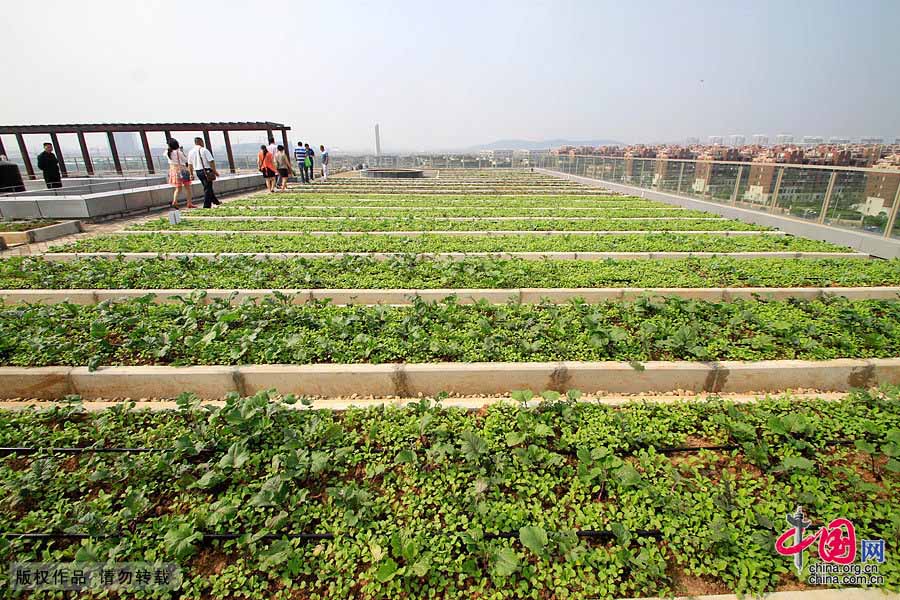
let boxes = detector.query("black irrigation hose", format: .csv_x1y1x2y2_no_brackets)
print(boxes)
2,529,662,543
0,438,861,457
0,447,217,456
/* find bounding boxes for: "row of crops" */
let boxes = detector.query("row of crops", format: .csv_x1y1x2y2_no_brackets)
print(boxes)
1,169,898,598
1,390,898,598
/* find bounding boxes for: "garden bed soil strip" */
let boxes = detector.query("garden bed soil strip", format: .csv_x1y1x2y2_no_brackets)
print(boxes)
1,286,898,306
38,251,869,261
0,359,896,400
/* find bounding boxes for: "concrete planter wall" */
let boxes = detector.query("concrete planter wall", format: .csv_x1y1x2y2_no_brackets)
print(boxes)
0,174,265,220
0,220,82,245
1,358,898,400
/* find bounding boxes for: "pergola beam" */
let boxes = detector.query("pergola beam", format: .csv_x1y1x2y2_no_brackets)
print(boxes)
49,133,68,177
0,122,291,177
76,132,94,175
15,134,35,179
0,122,291,135
222,130,236,174
139,131,155,175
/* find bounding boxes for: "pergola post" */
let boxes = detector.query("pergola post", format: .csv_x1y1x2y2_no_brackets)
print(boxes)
202,130,212,155
107,132,123,175
163,130,171,142
15,134,35,179
223,130,236,173
266,128,274,144
0,136,7,159
139,130,155,174
49,133,68,178
280,128,289,150
77,131,94,175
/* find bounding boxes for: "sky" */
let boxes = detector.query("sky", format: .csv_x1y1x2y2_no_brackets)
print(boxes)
2,0,900,153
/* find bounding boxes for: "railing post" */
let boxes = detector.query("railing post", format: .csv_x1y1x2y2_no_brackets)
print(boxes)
883,174,900,238
769,167,784,213
817,171,838,224
730,166,743,205
49,132,68,178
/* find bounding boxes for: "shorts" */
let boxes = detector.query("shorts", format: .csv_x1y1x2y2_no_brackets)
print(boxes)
168,166,190,187
261,167,276,178
277,168,290,178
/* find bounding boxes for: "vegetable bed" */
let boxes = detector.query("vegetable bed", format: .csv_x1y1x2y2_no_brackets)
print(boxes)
2,296,900,367
227,193,651,206
1,390,898,598
0,220,58,232
206,206,707,218
129,217,765,233
49,233,844,254
1,256,897,290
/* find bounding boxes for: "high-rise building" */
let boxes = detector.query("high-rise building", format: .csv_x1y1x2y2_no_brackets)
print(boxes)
113,132,140,156
708,135,724,145
751,134,769,146
802,136,824,145
729,134,746,146
775,134,794,144
829,137,851,145
685,137,700,145
861,137,884,145
375,124,382,156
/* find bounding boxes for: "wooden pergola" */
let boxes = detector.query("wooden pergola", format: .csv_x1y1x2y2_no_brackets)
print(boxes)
0,121,291,179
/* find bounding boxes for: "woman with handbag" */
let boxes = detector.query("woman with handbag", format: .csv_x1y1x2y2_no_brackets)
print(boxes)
274,145,294,192
257,144,278,193
166,138,196,209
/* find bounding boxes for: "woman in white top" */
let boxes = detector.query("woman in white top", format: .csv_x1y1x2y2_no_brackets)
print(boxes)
165,138,196,209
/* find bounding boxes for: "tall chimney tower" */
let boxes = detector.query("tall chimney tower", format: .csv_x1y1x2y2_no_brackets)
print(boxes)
375,124,382,156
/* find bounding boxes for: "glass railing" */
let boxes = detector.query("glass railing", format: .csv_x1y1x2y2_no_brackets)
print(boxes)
539,154,900,240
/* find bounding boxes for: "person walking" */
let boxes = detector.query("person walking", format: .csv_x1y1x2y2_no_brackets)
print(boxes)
293,141,308,183
36,142,62,189
165,139,196,209
267,136,278,158
274,145,294,192
305,143,315,181
258,144,277,192
320,145,329,181
187,137,220,208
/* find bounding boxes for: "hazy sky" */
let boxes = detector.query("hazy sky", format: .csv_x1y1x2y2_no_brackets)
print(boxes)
2,0,899,152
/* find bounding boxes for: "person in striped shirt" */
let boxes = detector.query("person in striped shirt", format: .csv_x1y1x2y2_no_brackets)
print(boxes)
294,141,309,183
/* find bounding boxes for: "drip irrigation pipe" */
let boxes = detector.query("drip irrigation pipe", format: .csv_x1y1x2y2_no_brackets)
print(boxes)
0,437,859,458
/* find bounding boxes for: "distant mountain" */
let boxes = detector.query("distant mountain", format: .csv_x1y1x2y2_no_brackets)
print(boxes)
464,138,624,151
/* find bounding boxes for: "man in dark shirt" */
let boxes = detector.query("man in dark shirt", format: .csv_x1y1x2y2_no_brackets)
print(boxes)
36,143,62,189
305,143,315,181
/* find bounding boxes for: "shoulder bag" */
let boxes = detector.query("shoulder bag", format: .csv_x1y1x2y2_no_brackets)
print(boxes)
199,149,217,181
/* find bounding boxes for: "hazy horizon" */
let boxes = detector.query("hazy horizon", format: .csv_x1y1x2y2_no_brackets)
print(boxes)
2,0,899,153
